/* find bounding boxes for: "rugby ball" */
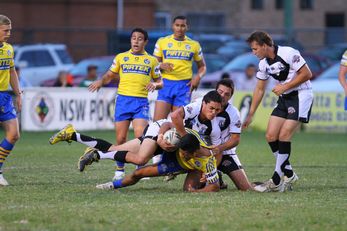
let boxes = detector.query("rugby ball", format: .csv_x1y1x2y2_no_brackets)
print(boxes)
163,128,181,146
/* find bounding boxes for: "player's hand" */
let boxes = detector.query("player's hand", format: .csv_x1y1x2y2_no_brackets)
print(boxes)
200,173,207,183
242,114,253,129
157,134,177,152
160,62,174,72
88,80,103,92
145,82,156,92
188,74,201,93
15,94,22,112
272,84,287,96
187,184,196,192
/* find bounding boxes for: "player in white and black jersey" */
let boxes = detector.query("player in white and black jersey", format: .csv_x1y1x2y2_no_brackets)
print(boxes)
214,79,253,191
243,31,313,192
170,90,222,146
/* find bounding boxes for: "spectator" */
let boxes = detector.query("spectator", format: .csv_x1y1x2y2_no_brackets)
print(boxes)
53,71,72,87
79,65,98,87
338,50,347,110
232,64,257,91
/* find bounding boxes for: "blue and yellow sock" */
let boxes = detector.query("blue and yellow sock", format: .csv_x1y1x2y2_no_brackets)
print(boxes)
113,179,123,189
0,139,14,173
115,161,125,172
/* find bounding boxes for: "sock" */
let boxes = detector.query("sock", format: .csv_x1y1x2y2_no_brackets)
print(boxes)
97,151,117,160
272,141,291,185
74,133,112,151
113,179,124,189
0,139,14,174
116,161,125,172
268,140,279,158
269,140,293,178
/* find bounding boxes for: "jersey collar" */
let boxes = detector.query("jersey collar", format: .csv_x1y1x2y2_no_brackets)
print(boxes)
170,34,188,41
129,49,147,56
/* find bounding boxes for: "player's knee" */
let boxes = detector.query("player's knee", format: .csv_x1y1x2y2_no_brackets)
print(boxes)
7,132,20,143
265,132,277,142
117,137,127,145
133,169,144,180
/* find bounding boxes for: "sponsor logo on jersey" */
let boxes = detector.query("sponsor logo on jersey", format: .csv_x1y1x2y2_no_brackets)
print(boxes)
121,64,151,75
185,44,191,50
235,120,242,128
7,50,11,56
163,50,194,61
144,59,150,64
0,58,11,70
123,57,129,62
194,160,201,168
168,43,173,48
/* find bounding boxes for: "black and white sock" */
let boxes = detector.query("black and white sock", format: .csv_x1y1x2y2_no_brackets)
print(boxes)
73,133,112,151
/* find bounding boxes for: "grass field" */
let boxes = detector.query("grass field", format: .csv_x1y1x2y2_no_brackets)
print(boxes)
0,129,346,231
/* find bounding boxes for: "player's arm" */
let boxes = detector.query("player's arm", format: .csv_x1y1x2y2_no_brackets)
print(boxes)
189,59,207,92
217,133,240,153
9,67,22,111
243,79,267,128
88,70,119,92
272,64,312,96
156,122,177,152
338,64,347,96
170,107,188,137
187,180,220,192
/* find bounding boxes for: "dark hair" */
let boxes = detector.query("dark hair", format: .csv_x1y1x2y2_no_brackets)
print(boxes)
246,31,273,47
173,15,187,23
246,64,256,69
178,133,200,153
202,90,222,104
131,28,149,41
216,78,234,91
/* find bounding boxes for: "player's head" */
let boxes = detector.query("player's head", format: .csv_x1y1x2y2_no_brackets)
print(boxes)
201,90,222,120
0,15,12,43
130,28,148,54
172,16,188,39
178,133,200,155
216,79,234,107
246,31,274,60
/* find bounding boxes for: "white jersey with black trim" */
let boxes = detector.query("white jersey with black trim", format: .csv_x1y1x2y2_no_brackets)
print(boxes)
256,45,312,94
216,103,242,155
341,50,347,67
180,100,221,146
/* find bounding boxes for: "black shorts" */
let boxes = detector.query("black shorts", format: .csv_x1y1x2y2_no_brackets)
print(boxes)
218,154,243,175
271,90,313,123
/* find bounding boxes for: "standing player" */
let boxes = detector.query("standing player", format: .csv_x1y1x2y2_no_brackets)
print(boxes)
243,31,313,192
152,16,206,122
0,15,22,186
338,50,347,110
88,28,162,180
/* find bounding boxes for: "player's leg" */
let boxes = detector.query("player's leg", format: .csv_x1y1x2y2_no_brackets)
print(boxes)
132,118,149,174
96,164,160,190
113,120,130,179
0,118,20,186
218,154,252,191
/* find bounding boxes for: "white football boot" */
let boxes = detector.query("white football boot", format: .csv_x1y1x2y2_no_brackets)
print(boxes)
253,179,283,192
96,182,114,190
281,173,299,192
0,174,9,186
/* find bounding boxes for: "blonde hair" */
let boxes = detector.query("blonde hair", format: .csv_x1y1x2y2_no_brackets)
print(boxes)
0,15,11,25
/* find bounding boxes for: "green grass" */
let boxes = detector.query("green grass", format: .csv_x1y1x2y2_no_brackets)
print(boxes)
0,130,346,231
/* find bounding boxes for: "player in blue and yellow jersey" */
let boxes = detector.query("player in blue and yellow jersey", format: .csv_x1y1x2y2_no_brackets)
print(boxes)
88,28,163,180
0,15,22,186
94,131,220,192
152,16,206,122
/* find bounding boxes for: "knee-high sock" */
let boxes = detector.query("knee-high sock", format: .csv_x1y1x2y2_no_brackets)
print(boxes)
269,140,293,178
72,133,112,151
0,139,14,173
272,141,291,185
97,150,128,162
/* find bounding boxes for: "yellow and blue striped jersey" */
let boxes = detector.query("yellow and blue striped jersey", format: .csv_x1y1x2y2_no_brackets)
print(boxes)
153,35,203,81
176,128,219,184
341,50,347,67
110,50,161,97
0,42,15,91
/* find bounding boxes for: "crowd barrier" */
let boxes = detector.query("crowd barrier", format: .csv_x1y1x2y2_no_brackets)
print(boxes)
21,88,347,133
